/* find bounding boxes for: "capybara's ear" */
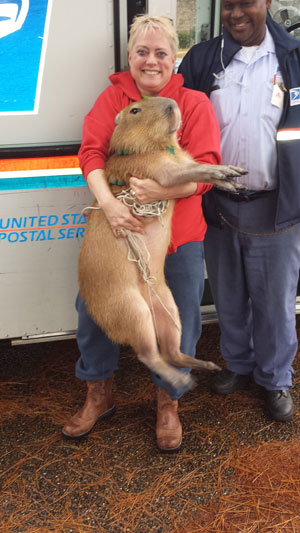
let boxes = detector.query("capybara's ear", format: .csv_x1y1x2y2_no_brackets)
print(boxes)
114,112,121,125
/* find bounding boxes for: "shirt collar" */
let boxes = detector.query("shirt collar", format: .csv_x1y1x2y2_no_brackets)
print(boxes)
234,26,276,63
260,26,276,54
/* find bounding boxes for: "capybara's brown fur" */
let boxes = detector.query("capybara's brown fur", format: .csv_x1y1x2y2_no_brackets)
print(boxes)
79,97,246,390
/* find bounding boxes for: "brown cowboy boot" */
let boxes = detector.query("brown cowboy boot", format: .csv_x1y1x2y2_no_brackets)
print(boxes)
156,387,182,452
62,376,115,438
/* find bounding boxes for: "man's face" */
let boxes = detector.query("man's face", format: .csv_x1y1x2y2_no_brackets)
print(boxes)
221,0,272,46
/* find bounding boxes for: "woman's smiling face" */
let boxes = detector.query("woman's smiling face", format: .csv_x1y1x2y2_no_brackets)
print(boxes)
128,28,176,96
221,0,271,46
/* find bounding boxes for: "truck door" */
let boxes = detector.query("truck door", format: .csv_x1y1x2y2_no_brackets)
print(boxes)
0,0,115,342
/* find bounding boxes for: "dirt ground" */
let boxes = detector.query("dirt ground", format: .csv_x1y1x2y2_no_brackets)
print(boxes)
0,319,300,532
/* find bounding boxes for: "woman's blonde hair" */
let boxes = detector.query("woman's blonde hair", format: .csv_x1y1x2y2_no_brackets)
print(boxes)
128,14,178,55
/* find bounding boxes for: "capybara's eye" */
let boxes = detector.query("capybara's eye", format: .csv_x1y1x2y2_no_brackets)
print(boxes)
130,107,141,115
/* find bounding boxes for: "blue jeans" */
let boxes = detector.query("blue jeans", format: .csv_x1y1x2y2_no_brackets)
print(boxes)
75,241,205,400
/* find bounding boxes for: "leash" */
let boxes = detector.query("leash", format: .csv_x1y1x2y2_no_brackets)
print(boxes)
81,187,168,221
121,227,180,333
116,187,168,222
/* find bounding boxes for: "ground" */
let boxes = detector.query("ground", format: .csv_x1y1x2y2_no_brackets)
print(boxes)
0,319,300,532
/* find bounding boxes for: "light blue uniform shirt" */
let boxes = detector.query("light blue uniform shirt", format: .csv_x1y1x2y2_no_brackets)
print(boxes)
210,27,282,190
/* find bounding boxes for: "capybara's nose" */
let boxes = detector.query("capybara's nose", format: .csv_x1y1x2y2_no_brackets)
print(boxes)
165,104,174,116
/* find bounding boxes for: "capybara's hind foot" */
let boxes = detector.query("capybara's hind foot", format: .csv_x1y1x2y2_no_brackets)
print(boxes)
168,353,222,371
188,359,221,371
167,369,196,391
204,361,222,371
138,355,196,391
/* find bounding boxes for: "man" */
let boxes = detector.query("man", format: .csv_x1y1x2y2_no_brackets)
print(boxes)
179,0,300,421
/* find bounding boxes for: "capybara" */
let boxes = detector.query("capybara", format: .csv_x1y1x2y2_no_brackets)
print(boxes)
78,97,246,390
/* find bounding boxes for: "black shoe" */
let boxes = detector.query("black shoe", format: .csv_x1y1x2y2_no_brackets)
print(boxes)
266,390,294,422
212,369,252,395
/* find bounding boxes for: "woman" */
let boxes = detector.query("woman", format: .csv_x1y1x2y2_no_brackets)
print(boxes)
62,15,221,452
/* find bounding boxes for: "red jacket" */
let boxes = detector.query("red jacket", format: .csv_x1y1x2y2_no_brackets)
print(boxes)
78,71,221,253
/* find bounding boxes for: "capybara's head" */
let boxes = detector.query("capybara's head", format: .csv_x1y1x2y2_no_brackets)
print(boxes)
109,97,181,154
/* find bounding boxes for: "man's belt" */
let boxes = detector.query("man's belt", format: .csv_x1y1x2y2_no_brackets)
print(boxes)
214,188,274,202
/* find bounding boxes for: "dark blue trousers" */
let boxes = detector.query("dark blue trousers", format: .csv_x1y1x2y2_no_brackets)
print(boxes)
75,241,205,400
204,190,300,391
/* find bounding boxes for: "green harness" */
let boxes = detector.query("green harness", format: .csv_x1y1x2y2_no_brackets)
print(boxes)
108,146,176,187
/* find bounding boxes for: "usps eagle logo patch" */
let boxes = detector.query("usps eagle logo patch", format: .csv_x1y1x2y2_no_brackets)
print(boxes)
290,87,300,106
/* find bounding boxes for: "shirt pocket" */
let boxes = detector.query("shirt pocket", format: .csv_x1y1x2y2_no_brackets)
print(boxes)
260,78,282,130
210,86,238,131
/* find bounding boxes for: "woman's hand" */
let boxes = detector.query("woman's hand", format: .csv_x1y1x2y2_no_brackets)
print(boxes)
129,177,167,204
129,176,198,203
101,195,145,237
87,168,145,238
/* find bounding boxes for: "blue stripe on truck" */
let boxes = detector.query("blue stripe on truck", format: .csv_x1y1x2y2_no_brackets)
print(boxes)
0,174,86,191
